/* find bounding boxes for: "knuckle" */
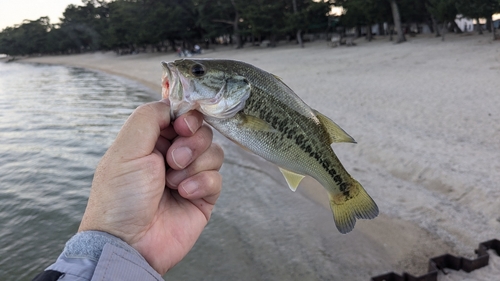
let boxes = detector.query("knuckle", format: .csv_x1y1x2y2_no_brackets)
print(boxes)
197,172,215,190
134,102,167,122
212,143,224,159
135,103,154,114
206,172,222,192
191,126,213,151
141,155,165,187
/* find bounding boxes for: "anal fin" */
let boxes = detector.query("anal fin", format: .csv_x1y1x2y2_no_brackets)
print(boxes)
279,167,305,192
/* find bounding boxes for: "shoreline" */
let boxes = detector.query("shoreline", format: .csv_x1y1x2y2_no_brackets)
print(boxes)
20,34,500,279
20,51,167,96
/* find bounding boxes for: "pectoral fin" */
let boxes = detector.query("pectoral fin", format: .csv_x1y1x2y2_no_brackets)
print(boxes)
238,114,275,132
313,109,356,144
279,167,305,192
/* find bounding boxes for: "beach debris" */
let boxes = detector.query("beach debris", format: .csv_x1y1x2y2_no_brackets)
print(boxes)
371,239,500,281
161,58,378,234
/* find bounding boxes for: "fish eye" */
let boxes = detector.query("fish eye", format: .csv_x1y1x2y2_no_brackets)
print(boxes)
191,64,205,76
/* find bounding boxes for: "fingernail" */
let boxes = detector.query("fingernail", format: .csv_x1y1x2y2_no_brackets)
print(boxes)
184,115,198,134
181,181,198,195
166,170,185,187
172,147,193,169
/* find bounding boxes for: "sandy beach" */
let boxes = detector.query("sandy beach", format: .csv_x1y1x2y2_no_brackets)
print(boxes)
22,34,500,280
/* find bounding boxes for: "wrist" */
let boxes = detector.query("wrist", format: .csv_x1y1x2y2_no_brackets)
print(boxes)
44,231,164,280
63,231,136,261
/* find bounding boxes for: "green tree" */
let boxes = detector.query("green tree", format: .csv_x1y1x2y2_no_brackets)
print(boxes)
0,0,336,55
104,0,199,52
60,1,109,51
426,0,459,40
241,0,288,47
457,0,500,38
196,0,233,40
398,0,433,34
139,0,197,50
389,0,406,42
288,0,331,46
337,0,369,34
45,27,79,54
337,0,393,41
196,0,243,48
0,17,51,56
291,0,304,47
100,0,139,50
457,0,485,34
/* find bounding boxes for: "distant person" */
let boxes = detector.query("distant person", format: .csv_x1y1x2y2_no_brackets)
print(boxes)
176,47,183,57
193,44,202,54
32,100,224,281
177,47,192,57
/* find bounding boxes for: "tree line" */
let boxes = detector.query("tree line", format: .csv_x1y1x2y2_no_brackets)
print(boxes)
338,0,500,42
0,0,330,56
0,0,499,56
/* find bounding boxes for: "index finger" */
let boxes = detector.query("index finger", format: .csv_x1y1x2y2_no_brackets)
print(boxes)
110,100,171,161
173,110,204,137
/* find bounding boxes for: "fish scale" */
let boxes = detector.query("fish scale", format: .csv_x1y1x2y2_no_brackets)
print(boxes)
161,58,379,234
241,79,342,186
202,61,349,195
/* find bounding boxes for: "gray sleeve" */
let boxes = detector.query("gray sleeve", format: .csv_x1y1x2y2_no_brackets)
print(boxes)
45,231,164,281
90,243,164,281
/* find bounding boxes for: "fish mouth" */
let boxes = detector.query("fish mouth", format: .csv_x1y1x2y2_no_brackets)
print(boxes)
161,61,173,100
161,59,248,120
161,61,183,119
161,61,195,119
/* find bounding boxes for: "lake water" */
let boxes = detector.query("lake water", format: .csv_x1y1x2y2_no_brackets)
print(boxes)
11,57,499,281
4,59,498,281
0,61,388,281
0,62,155,280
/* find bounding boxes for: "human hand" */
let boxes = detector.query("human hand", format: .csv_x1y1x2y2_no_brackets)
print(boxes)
78,100,223,274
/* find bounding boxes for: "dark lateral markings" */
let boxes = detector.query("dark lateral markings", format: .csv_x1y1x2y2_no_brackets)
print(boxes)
371,239,500,281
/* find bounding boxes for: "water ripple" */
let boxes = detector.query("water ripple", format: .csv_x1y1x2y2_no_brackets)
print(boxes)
0,62,155,280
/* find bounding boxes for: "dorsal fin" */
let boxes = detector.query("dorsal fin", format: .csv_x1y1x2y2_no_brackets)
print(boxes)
313,109,356,144
272,74,283,81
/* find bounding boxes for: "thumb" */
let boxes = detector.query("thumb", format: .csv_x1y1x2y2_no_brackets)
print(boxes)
111,100,171,161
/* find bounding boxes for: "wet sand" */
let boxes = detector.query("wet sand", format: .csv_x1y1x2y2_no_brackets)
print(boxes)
23,33,500,280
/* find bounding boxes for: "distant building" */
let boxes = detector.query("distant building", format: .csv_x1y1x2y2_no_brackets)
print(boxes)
455,15,474,32
341,15,479,37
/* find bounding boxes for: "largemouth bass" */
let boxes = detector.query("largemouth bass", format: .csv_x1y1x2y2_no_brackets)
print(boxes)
161,59,378,233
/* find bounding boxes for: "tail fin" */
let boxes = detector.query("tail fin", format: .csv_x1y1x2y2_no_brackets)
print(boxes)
329,179,379,234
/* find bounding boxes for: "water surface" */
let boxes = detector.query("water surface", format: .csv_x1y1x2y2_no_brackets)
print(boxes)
0,60,426,281
0,62,154,280
0,61,391,281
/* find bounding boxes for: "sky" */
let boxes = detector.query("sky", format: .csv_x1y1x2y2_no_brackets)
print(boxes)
0,0,84,30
